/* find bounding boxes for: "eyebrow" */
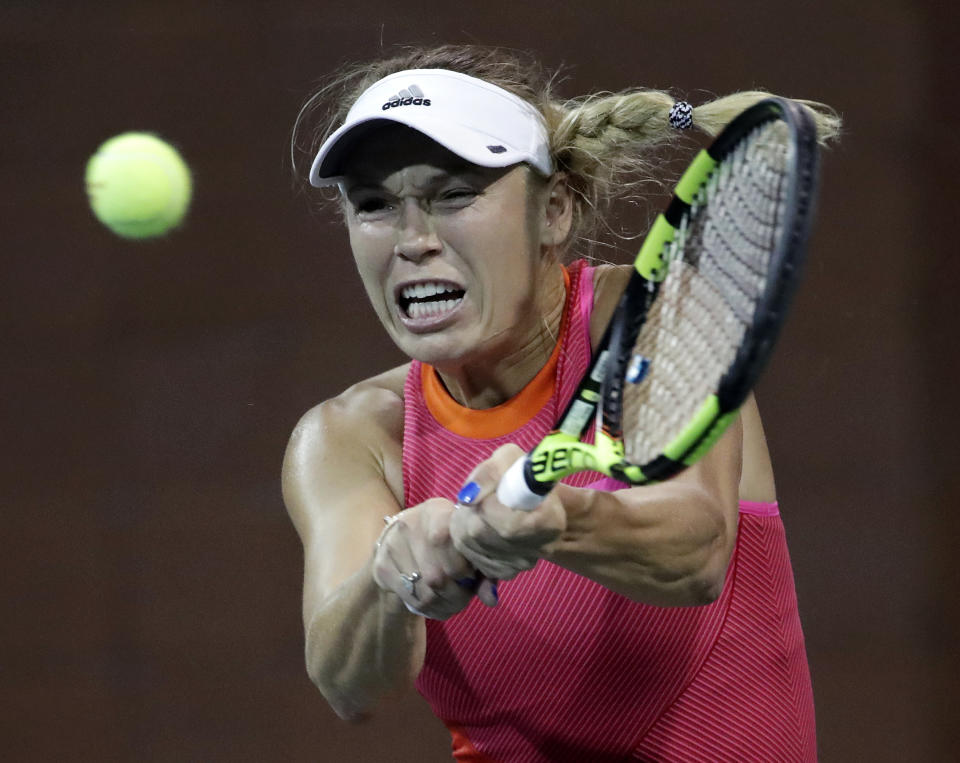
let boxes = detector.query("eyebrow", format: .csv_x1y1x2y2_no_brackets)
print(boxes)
343,167,489,195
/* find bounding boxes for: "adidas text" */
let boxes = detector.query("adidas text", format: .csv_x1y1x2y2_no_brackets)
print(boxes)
382,97,431,110
382,85,430,111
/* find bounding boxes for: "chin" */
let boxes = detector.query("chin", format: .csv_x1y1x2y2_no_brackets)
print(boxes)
394,330,475,368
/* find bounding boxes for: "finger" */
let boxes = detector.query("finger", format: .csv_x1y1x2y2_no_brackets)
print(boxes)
424,500,476,581
460,480,566,557
466,555,534,582
451,526,535,581
403,559,476,619
451,500,536,577
405,593,468,621
429,576,478,613
475,577,500,608
454,570,484,592
449,509,498,572
372,514,472,620
377,519,436,612
403,520,452,598
403,601,431,618
456,444,526,510
403,511,478,614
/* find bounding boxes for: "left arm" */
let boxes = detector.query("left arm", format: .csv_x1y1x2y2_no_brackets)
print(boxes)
449,416,742,607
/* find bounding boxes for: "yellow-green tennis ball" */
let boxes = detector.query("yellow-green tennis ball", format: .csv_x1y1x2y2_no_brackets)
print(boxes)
85,132,192,239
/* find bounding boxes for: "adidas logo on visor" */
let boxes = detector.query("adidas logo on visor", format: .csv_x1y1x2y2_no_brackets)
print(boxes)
382,84,431,110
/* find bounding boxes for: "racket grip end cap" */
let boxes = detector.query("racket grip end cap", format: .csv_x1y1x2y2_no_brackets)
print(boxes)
497,457,549,511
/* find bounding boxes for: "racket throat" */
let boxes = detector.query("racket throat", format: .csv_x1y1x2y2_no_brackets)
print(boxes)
527,431,625,488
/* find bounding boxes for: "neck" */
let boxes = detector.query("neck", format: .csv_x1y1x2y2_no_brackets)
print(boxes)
434,262,566,409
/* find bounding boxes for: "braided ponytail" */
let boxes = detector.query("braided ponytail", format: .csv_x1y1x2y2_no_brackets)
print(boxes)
545,88,841,250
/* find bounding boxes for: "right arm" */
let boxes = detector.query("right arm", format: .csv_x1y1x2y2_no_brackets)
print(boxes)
282,369,481,720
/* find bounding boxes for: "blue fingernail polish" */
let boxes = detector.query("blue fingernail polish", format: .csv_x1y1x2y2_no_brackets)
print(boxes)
491,582,499,603
456,577,479,590
457,481,480,505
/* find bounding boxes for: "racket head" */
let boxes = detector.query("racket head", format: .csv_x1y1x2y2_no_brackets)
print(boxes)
602,97,820,485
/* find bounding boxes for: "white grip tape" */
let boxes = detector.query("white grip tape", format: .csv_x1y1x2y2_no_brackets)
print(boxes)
496,456,546,511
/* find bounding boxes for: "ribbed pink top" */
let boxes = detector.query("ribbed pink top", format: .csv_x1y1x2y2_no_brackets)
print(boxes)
403,260,816,762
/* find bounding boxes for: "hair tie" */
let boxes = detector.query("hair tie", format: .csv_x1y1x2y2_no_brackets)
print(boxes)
668,100,694,130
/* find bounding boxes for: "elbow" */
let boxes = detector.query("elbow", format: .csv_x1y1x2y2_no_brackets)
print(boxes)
680,529,734,606
639,542,730,606
680,489,736,605
329,697,374,724
305,636,376,722
633,565,726,607
684,568,726,606
306,659,374,723
668,513,734,606
651,561,726,607
650,561,726,607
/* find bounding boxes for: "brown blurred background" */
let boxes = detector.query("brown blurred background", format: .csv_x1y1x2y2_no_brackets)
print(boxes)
2,1,957,760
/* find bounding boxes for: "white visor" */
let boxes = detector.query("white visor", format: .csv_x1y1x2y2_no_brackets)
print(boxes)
308,69,553,187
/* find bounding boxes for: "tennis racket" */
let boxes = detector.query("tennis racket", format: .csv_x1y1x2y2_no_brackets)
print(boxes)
497,97,820,510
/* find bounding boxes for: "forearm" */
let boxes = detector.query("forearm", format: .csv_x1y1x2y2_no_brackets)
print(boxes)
544,480,735,606
304,560,423,721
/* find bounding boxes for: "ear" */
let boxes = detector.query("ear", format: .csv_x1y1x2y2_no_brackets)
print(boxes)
538,173,574,249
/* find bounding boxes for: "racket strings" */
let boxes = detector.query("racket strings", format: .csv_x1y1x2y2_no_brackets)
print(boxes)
621,121,791,464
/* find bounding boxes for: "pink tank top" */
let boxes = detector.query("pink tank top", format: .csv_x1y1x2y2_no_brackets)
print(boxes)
403,260,817,762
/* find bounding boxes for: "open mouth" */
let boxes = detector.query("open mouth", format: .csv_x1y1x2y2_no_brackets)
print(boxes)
398,281,466,320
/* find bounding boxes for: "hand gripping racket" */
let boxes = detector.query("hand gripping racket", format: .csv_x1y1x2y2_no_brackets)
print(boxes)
497,97,820,509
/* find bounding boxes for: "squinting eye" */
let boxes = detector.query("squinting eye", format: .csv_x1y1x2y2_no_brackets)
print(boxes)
438,189,477,204
354,198,392,214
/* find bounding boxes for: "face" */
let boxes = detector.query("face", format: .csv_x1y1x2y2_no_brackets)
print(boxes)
339,125,558,369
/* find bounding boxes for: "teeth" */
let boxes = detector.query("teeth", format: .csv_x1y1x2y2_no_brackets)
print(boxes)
407,298,461,319
401,282,457,300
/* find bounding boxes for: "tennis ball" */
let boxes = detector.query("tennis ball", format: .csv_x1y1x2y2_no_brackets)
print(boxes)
85,132,192,239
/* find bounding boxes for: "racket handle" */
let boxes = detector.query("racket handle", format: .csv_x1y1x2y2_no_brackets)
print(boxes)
497,456,549,511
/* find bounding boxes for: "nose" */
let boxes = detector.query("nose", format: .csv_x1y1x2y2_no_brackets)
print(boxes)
394,198,441,262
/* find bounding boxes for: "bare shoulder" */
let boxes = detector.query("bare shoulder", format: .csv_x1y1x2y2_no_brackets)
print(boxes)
290,364,407,443
591,261,632,293
282,364,409,541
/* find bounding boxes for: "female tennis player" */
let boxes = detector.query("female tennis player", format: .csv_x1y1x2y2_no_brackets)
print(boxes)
283,45,840,761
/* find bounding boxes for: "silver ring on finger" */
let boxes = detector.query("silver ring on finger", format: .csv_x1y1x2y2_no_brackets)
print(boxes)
400,571,422,600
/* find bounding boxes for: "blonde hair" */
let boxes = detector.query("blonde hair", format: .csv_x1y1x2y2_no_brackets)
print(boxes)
291,44,842,255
